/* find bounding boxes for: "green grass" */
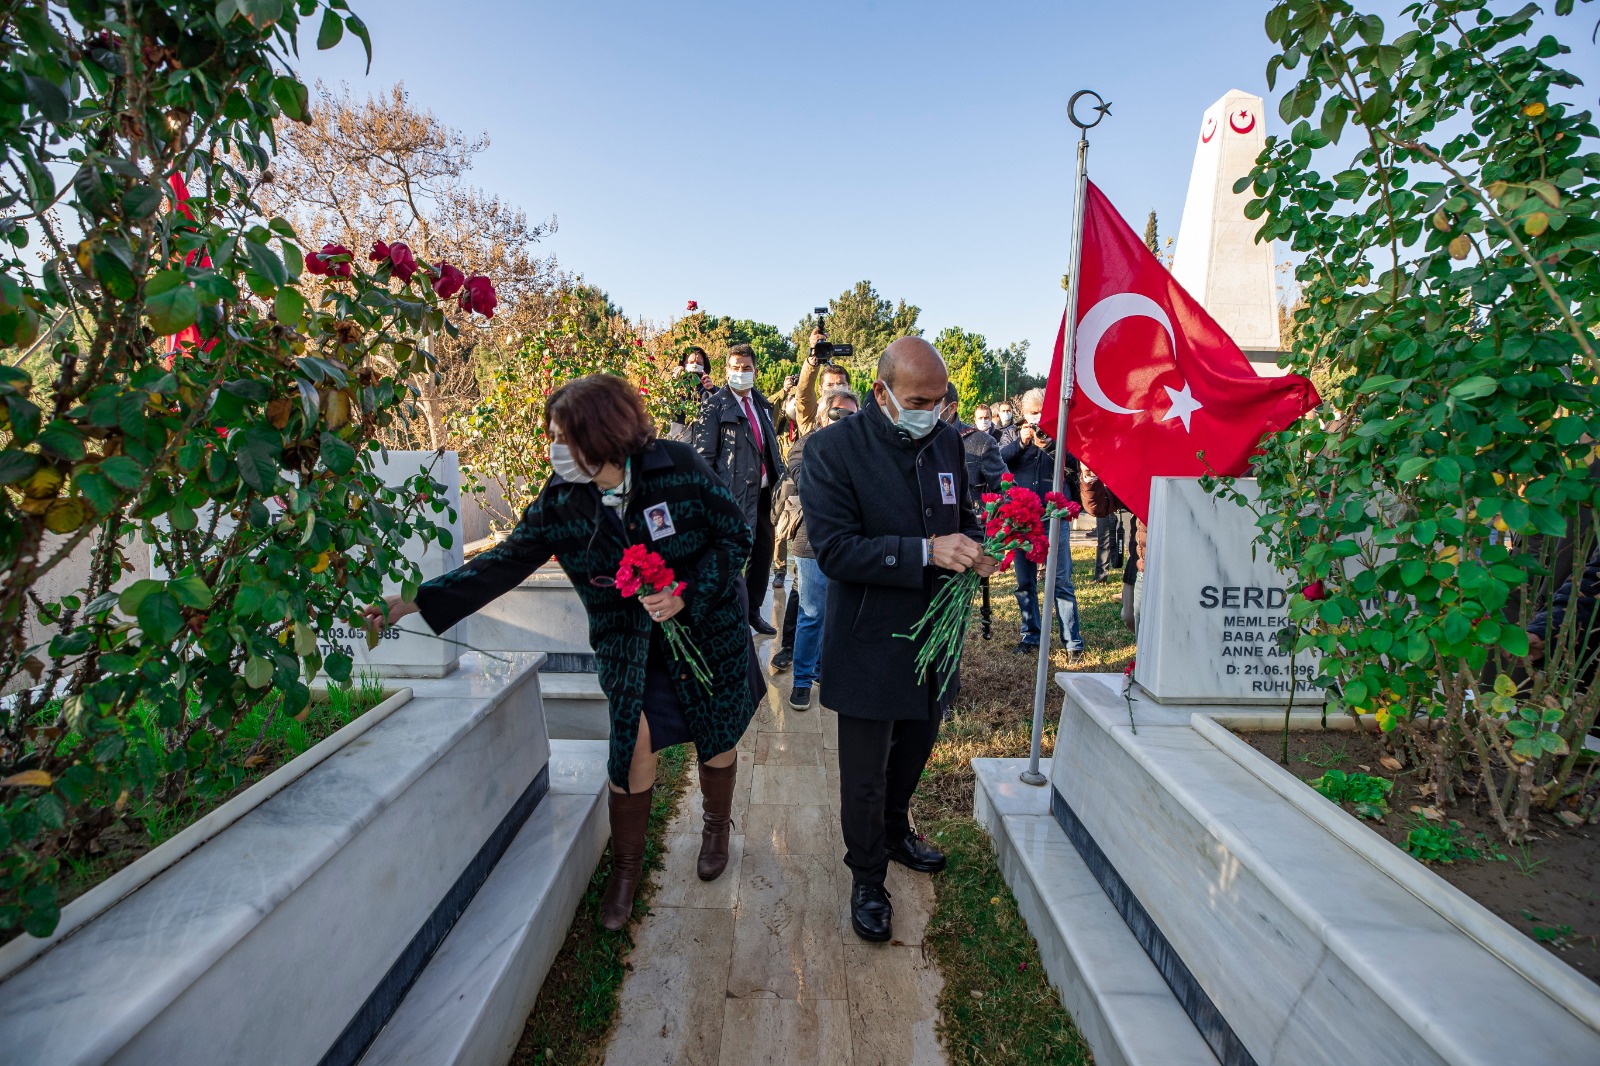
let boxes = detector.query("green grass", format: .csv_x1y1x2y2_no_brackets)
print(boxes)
511,744,694,1066
915,544,1125,1066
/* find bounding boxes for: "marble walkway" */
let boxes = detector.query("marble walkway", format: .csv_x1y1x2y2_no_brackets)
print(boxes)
603,584,949,1066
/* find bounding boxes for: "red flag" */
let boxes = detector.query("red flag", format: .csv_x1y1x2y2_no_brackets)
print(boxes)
164,173,215,361
1042,182,1319,522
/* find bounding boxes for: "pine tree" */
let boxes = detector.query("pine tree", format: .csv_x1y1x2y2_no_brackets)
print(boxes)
1143,210,1160,254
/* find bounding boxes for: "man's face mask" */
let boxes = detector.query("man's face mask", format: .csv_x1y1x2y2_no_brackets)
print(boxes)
976,416,993,431
879,381,938,439
685,364,706,376
728,368,755,391
999,410,1014,426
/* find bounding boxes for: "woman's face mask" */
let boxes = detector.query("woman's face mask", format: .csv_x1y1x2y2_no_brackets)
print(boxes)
549,441,594,484
685,364,706,377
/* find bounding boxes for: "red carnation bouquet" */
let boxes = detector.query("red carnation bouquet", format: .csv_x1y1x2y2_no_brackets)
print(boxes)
616,544,713,692
897,473,1081,694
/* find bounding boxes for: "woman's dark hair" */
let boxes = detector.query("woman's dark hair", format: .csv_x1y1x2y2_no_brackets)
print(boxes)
544,374,656,470
680,345,708,368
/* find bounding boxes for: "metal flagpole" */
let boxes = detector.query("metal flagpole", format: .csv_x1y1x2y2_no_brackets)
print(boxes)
1022,90,1110,787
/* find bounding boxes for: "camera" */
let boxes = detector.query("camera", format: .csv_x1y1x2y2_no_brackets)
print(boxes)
810,306,854,364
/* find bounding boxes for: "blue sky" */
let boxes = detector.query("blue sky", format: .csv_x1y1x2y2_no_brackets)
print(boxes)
293,1,1597,375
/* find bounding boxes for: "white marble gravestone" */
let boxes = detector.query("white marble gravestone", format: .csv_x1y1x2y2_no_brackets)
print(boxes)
1171,89,1285,377
337,449,464,678
1136,476,1319,704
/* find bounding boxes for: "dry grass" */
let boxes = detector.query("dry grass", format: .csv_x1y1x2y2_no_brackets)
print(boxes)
916,543,1135,823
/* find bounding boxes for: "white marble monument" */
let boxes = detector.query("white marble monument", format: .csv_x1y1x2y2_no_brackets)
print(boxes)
1136,476,1319,704
1171,89,1285,376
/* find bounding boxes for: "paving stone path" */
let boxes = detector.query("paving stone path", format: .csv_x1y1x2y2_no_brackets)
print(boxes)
604,584,948,1066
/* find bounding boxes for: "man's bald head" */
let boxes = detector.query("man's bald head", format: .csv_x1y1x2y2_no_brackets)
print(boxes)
873,336,949,417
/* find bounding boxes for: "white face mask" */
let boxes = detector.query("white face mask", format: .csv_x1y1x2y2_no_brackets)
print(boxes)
685,364,706,376
1026,412,1043,426
728,370,755,392
549,442,594,484
880,381,938,439
785,398,797,416
976,417,993,431
999,411,1014,426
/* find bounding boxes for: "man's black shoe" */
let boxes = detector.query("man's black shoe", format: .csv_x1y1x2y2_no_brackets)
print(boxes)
886,832,947,873
749,616,778,636
770,647,794,673
850,881,892,942
1012,641,1039,656
788,684,811,710
772,570,785,589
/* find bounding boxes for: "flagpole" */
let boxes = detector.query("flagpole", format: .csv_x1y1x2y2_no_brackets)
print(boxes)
1022,90,1110,787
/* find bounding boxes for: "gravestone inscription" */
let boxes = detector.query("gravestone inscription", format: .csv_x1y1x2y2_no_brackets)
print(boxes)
1136,476,1321,704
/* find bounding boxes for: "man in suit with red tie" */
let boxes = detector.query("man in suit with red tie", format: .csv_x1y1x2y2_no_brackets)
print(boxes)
692,344,787,635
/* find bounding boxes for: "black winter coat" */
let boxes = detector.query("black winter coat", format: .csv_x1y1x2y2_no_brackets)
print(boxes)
956,420,1007,508
799,399,984,721
414,441,759,788
998,425,1081,503
691,386,786,529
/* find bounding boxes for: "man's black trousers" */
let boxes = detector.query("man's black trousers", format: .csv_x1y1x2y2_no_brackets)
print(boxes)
836,712,942,886
745,488,776,622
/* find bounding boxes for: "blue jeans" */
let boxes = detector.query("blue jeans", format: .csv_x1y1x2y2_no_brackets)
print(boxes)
1014,548,1083,651
793,556,828,686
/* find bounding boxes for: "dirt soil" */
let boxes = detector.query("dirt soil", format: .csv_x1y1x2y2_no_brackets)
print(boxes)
1236,727,1600,985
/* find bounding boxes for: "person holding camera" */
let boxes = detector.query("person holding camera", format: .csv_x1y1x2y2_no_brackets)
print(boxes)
999,388,1084,657
666,346,716,443
692,344,787,635
800,337,995,943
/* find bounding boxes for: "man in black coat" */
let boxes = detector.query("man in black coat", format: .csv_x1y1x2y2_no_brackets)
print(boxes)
692,343,787,634
799,337,994,943
998,387,1084,655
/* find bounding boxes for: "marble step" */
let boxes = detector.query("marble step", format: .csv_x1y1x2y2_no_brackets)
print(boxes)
538,672,611,741
973,759,1220,1066
361,740,611,1066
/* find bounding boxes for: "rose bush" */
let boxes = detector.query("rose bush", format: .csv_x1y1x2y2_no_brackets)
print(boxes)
0,1,497,937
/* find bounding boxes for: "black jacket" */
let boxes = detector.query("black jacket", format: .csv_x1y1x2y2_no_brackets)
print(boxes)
799,399,983,721
998,424,1081,503
956,420,1007,509
691,385,786,529
414,441,758,789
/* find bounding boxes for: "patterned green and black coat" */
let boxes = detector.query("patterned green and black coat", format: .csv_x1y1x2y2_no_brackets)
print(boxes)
414,440,759,788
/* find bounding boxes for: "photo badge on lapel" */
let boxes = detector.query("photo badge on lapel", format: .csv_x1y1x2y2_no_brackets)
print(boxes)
938,472,957,505
644,503,677,540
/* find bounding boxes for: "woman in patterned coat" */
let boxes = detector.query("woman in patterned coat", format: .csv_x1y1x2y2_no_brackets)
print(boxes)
369,374,761,930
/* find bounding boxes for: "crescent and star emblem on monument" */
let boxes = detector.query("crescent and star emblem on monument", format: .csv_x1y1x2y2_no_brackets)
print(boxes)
1228,109,1256,134
1200,116,1217,143
1075,293,1204,432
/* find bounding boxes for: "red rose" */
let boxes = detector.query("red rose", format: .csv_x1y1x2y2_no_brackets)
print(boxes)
686,300,699,311
315,243,353,277
459,275,497,318
369,241,389,262
305,251,330,276
388,242,420,283
1302,580,1326,601
432,261,465,299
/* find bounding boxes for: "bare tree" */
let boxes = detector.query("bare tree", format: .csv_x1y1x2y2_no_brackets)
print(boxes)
260,82,560,448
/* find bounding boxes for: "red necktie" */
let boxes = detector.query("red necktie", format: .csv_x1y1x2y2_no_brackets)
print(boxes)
742,396,768,481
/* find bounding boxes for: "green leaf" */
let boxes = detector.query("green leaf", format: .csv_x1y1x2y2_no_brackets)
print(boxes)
1397,456,1431,482
324,650,354,683
0,450,40,485
234,427,283,492
1449,376,1497,402
98,455,143,490
245,241,289,290
35,420,84,461
23,74,68,123
170,574,213,610
244,655,273,689
117,578,163,616
1539,732,1570,756
92,250,136,300
136,590,184,644
271,76,309,121
123,184,165,220
146,278,199,335
317,6,343,48
320,431,356,474
345,13,373,73
274,286,305,325
1499,626,1530,657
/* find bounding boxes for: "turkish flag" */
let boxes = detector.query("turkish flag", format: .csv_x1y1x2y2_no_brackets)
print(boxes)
163,173,216,363
1041,181,1319,522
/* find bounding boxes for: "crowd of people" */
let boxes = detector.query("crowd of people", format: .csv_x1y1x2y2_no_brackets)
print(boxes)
369,328,1140,943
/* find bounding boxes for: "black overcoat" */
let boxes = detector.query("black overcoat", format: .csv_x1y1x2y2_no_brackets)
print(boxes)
691,385,786,529
414,440,759,788
799,398,984,721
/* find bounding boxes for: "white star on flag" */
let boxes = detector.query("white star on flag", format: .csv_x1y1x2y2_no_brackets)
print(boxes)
1159,382,1203,431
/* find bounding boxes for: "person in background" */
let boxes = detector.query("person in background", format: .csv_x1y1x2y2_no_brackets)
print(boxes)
941,385,1006,505
999,387,1083,657
994,400,1016,439
368,374,761,930
800,338,994,943
692,344,786,636
1086,464,1129,583
773,385,861,703
973,403,995,437
1080,468,1144,633
666,346,716,443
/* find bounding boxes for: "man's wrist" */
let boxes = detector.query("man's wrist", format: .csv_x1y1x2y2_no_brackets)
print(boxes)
924,537,934,566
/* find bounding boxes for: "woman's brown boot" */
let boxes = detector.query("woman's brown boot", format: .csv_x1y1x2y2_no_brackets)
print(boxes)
697,761,738,881
598,786,654,931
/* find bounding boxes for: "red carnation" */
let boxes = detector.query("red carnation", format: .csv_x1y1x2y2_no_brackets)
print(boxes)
388,242,420,283
1302,580,1326,601
1001,472,1015,484
369,241,389,262
687,300,699,311
432,261,465,299
459,274,498,318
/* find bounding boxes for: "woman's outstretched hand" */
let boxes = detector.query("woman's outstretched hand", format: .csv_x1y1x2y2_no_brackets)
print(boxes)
363,594,417,637
640,589,684,623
